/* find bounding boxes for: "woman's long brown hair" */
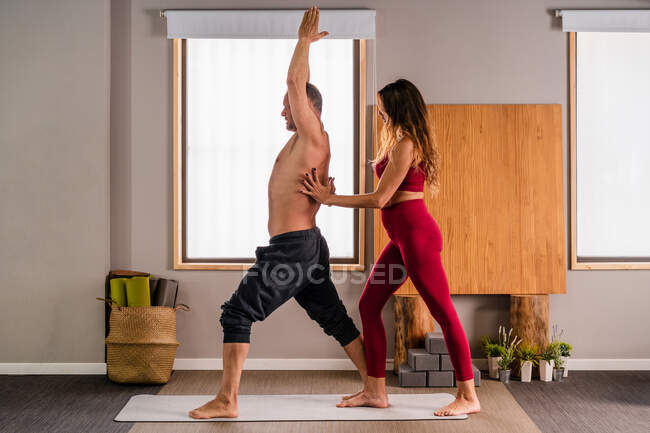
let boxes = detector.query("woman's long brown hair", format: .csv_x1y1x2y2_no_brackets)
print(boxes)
374,79,440,194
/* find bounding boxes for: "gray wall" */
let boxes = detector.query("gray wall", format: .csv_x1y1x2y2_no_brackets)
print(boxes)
0,0,110,362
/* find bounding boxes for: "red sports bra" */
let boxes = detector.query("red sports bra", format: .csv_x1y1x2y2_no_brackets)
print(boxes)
374,156,425,192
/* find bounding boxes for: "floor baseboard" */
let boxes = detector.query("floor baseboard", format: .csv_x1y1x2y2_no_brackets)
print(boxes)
1,358,648,375
0,363,107,375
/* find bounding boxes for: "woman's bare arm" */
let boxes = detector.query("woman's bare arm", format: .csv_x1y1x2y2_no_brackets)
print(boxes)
301,138,416,209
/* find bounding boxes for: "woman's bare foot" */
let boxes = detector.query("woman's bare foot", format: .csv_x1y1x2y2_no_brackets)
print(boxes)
434,394,481,416
189,394,238,419
336,390,389,408
341,389,364,400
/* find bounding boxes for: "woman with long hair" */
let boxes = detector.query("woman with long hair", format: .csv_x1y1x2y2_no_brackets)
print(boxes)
300,78,480,416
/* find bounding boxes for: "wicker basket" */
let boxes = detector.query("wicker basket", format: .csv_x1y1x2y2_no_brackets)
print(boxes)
97,298,190,384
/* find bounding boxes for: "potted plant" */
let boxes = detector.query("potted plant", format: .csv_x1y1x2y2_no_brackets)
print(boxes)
516,343,539,383
558,342,572,377
550,343,565,382
482,335,505,379
539,346,554,382
496,325,521,384
550,325,572,377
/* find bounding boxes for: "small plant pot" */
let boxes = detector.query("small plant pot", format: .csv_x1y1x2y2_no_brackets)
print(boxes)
498,368,511,383
539,360,554,382
553,368,564,382
561,356,569,377
520,360,533,382
488,356,502,379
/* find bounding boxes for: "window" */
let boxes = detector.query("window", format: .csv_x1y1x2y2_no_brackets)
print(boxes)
570,31,650,269
172,38,367,270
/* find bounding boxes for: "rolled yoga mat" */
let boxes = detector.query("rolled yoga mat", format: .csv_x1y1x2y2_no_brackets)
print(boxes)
153,278,178,307
149,277,159,304
126,276,151,307
115,393,468,422
109,278,128,307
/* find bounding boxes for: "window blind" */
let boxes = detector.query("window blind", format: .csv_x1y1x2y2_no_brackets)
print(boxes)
164,9,376,39
557,9,650,33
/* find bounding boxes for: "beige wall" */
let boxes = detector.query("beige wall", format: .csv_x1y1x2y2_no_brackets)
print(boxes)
0,0,110,362
3,0,647,364
109,0,650,361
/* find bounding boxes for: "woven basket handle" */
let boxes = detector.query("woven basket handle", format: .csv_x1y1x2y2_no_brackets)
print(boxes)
96,297,118,309
175,304,190,312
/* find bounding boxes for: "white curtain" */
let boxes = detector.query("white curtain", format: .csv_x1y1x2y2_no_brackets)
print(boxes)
576,32,650,257
185,39,355,259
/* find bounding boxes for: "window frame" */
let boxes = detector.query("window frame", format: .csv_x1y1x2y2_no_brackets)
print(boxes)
172,38,367,271
569,32,650,270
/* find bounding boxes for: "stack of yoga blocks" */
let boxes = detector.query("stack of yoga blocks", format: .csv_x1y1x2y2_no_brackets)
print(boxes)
398,332,481,387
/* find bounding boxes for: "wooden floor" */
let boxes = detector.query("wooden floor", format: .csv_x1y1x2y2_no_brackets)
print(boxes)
504,371,650,433
0,371,648,433
0,375,161,433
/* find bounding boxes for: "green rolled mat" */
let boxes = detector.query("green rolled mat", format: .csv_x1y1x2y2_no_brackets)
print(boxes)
126,276,151,307
109,278,128,307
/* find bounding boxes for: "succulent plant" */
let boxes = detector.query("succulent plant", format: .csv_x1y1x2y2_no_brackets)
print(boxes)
557,342,572,357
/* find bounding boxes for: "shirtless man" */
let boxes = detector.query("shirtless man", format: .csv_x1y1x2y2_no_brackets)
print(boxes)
189,7,368,419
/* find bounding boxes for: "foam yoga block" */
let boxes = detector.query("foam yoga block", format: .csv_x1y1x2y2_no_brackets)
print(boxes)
126,276,151,307
451,365,482,387
472,365,481,386
110,278,128,307
440,354,454,371
408,349,439,371
425,332,448,354
427,371,455,387
398,364,427,387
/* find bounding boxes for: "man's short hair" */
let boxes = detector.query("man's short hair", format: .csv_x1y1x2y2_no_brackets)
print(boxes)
306,82,322,113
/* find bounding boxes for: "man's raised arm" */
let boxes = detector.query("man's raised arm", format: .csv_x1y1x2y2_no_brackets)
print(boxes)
287,6,329,139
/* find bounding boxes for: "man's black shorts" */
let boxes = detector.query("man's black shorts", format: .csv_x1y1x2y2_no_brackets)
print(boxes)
219,227,360,346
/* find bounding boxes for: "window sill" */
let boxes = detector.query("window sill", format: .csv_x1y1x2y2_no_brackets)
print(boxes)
173,262,365,272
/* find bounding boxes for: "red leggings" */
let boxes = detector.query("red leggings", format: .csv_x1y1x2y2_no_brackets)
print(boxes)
360,199,474,381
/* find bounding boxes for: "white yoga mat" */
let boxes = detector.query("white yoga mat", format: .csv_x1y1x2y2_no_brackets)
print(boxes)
115,393,468,422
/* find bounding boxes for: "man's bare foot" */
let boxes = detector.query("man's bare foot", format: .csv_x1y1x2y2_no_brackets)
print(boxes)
336,390,389,408
341,389,364,401
434,395,481,416
188,394,238,419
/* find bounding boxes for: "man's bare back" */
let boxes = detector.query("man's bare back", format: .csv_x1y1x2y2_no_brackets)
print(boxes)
268,131,330,237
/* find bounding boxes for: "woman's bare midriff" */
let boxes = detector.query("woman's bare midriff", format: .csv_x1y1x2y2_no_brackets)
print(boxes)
384,190,424,208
